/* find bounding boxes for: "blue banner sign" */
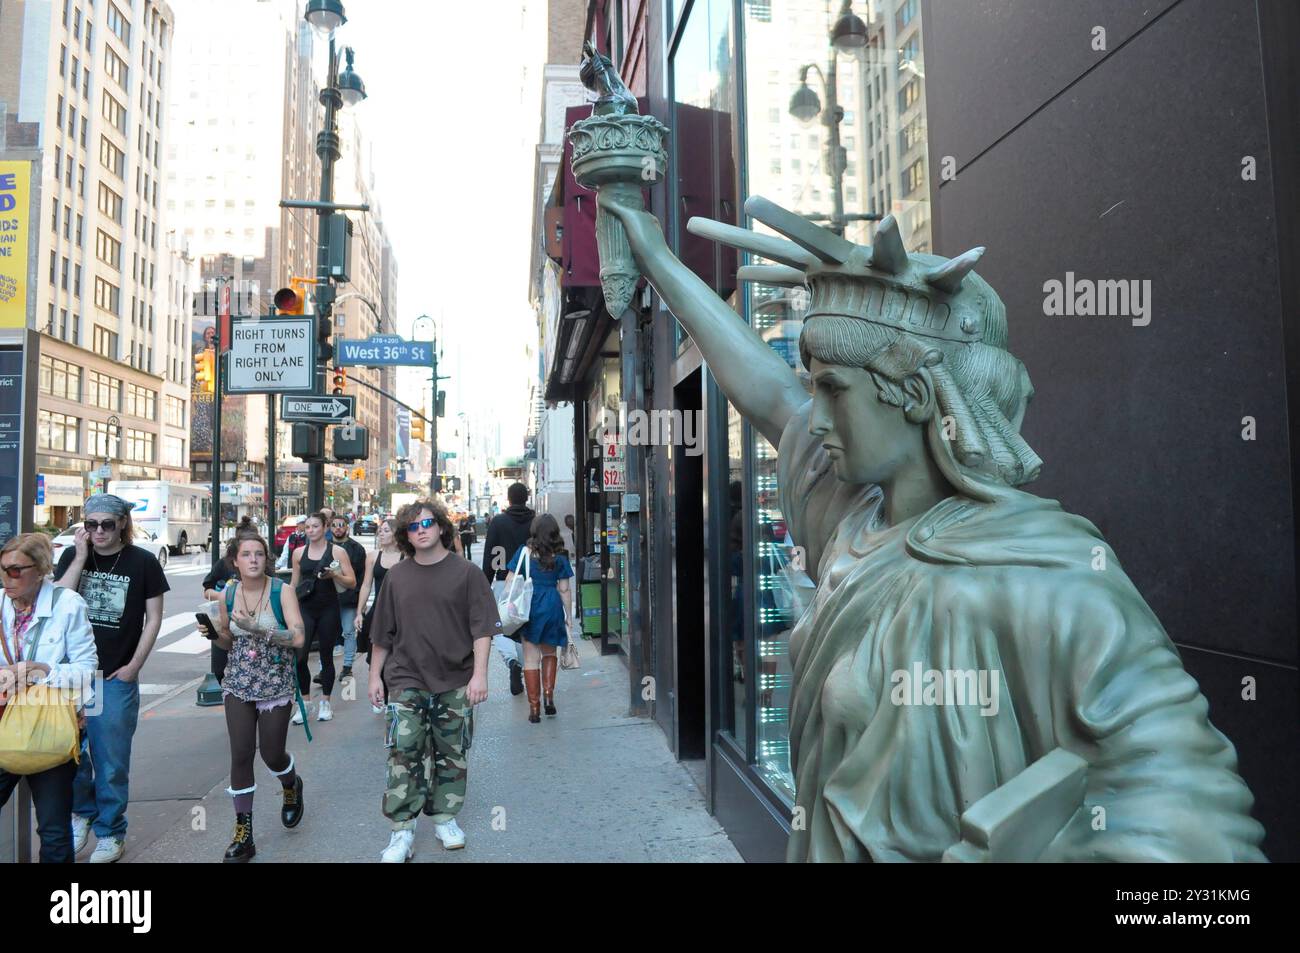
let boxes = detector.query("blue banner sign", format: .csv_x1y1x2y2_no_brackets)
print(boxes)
336,335,433,367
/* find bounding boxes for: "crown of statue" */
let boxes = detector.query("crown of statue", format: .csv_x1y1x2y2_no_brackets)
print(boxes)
689,196,1005,349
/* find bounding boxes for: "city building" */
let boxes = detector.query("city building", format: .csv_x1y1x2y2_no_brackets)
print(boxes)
542,0,1300,862
165,0,320,520
1,0,186,528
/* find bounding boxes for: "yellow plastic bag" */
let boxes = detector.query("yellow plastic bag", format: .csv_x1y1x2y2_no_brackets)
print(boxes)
0,684,80,775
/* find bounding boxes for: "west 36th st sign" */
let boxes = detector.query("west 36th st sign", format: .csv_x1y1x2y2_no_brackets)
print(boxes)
225,316,317,394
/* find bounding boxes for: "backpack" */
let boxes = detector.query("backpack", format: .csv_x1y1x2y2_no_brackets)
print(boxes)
224,577,286,628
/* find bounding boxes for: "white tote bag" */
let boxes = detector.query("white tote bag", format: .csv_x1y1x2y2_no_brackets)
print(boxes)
497,547,533,636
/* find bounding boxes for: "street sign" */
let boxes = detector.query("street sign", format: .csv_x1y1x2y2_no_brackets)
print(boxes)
336,335,433,367
281,394,356,423
225,316,317,394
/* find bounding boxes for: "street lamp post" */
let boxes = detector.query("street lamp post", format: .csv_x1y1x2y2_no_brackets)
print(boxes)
789,0,882,236
303,0,366,513
412,315,445,496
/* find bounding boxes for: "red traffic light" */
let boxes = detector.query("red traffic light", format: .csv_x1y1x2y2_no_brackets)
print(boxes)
274,286,304,314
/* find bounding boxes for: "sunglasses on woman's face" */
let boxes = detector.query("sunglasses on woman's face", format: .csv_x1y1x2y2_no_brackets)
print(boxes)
83,519,117,532
407,518,436,533
1,564,36,579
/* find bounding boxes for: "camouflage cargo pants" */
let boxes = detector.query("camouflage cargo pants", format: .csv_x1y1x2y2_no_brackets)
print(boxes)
382,686,473,827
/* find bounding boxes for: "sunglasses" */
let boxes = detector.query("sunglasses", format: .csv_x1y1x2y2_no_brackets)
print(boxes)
83,519,118,532
407,518,436,533
1,564,36,579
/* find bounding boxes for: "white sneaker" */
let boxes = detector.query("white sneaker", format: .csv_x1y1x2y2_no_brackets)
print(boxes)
71,815,91,854
291,704,307,725
433,818,466,850
380,829,414,863
317,699,333,721
89,835,125,864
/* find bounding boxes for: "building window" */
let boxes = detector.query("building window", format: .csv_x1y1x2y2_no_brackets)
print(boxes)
87,420,120,459
107,3,131,47
164,394,185,429
102,89,127,132
38,410,80,454
96,230,121,270
86,368,121,409
162,434,184,468
903,157,925,196
105,45,129,90
93,276,120,315
99,134,125,178
39,355,83,401
97,182,123,223
126,382,157,421
125,429,155,463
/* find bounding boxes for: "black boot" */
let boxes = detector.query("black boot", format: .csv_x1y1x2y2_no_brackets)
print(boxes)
341,666,353,680
508,659,524,697
223,813,255,863
281,776,304,829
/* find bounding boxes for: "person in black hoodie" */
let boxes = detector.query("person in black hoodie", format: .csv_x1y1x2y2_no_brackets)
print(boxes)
481,483,534,696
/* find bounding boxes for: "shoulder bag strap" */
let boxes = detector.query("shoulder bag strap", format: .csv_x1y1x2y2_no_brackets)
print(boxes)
270,578,286,629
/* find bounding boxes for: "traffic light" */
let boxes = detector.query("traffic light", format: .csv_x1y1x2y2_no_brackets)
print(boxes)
352,467,365,481
436,390,445,418
411,415,425,441
193,349,215,394
332,367,347,396
272,276,314,315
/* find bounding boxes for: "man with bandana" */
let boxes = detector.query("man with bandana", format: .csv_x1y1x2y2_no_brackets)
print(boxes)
54,493,169,863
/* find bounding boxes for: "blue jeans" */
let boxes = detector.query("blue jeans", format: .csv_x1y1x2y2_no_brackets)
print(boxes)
73,677,140,839
340,605,357,668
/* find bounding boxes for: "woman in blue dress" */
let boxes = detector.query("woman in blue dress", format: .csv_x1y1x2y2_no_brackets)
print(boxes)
504,514,574,724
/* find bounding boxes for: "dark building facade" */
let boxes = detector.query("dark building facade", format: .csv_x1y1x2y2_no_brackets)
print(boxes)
556,0,1298,862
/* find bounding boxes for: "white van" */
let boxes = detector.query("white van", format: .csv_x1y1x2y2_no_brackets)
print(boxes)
109,480,213,554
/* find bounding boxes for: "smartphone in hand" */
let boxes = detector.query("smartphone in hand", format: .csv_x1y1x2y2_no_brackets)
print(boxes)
196,610,220,641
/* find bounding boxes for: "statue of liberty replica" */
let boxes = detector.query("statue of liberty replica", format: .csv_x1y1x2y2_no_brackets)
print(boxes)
571,45,1265,862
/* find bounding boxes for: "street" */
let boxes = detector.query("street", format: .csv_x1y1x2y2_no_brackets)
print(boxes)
4,550,738,863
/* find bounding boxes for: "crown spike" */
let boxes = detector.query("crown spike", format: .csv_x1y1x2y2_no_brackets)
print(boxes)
869,215,908,273
744,196,856,264
925,246,985,294
686,217,814,270
736,264,808,286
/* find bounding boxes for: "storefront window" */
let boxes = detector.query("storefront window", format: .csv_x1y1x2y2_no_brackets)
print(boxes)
739,0,932,802
723,400,745,749
670,0,739,352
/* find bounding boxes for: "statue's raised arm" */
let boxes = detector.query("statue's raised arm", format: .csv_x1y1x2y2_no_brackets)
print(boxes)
570,46,806,449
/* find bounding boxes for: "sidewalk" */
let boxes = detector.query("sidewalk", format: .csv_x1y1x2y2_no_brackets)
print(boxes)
129,639,742,863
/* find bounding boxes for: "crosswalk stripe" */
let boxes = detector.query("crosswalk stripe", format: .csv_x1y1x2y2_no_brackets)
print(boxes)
157,631,212,655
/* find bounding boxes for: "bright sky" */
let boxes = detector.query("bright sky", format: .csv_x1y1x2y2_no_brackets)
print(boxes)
342,1,548,458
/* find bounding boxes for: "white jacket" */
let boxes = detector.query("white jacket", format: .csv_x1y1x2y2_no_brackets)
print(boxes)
1,581,98,707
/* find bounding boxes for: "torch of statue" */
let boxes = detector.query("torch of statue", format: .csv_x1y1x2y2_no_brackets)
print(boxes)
569,45,670,317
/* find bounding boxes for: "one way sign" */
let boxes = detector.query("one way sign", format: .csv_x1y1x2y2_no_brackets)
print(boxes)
281,395,357,423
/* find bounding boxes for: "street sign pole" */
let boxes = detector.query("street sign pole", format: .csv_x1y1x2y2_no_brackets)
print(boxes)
211,276,227,568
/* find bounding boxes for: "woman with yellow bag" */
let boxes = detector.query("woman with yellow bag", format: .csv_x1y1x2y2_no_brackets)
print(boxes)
0,533,97,863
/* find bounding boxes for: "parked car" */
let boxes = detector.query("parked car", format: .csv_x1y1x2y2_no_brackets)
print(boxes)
274,519,304,556
51,523,170,569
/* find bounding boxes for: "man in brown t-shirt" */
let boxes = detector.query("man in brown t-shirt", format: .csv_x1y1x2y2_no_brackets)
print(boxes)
369,498,500,862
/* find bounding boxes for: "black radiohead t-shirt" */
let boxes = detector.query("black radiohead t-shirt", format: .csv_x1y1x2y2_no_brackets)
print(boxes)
55,544,170,674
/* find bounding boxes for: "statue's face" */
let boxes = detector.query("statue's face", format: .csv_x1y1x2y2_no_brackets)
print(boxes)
808,358,924,486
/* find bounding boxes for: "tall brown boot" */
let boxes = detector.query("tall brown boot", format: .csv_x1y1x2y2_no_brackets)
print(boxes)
523,668,541,724
541,656,558,716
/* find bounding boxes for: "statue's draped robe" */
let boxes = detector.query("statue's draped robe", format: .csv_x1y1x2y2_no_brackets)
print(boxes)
778,404,1265,862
